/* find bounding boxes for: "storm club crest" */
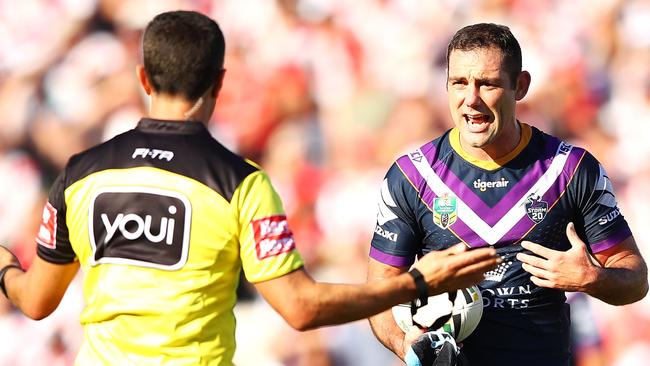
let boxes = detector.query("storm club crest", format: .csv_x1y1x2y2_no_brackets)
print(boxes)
433,195,458,229
525,195,548,224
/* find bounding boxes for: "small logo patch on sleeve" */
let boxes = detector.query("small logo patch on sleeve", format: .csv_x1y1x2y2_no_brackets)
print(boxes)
36,202,57,249
251,215,295,259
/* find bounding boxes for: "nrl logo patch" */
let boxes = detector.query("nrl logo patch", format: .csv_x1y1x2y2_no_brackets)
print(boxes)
525,195,548,224
433,196,457,229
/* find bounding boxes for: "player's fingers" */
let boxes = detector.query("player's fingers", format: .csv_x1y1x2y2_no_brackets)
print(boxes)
520,241,556,259
521,262,552,280
565,222,586,250
516,252,547,268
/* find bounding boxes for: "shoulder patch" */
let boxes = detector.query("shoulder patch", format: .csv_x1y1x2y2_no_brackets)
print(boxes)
251,215,296,259
36,202,57,249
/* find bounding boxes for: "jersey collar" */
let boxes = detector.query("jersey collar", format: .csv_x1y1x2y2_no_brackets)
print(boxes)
137,118,207,134
449,122,532,170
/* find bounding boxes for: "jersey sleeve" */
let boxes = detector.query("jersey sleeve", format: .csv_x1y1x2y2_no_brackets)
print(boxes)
36,171,77,263
571,152,632,253
369,163,421,268
235,169,304,283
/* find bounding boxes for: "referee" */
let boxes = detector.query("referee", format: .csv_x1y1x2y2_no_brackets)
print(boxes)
0,10,498,365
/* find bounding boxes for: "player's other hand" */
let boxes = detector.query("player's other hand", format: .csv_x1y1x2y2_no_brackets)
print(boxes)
517,222,598,292
412,243,499,296
402,326,427,359
0,246,20,269
404,329,461,366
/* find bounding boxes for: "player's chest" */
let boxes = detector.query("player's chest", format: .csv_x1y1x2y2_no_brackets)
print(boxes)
415,165,575,252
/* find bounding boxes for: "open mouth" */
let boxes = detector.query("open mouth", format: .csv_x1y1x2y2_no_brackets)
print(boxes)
463,114,491,132
464,114,490,124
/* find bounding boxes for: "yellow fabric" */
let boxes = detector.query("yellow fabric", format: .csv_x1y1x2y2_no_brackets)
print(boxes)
64,167,303,365
449,122,532,170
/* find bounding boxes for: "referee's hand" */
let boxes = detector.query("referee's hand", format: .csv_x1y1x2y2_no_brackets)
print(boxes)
0,245,21,269
412,243,499,297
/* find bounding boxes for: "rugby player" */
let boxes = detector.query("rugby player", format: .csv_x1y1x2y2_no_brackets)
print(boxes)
367,23,648,365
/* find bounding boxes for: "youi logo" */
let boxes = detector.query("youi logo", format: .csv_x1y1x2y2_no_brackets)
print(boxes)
89,187,192,270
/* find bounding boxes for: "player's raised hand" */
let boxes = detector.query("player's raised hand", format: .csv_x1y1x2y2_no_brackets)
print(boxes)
517,222,599,292
412,243,499,296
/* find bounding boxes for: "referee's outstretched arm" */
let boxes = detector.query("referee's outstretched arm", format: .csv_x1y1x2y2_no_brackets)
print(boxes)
253,243,498,331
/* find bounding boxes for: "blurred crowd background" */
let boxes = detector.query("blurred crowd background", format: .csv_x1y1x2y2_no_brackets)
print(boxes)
1,0,649,365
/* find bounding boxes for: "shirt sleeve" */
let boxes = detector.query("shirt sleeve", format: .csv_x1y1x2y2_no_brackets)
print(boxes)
570,152,632,253
235,170,304,283
36,171,77,263
369,163,421,268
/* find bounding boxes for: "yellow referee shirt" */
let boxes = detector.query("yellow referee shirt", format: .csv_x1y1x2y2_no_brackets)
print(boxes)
36,119,303,365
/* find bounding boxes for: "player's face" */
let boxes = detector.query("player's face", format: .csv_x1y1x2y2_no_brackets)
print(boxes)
447,47,527,159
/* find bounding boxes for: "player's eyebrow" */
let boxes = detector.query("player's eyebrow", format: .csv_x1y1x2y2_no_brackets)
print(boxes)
447,75,466,83
447,75,503,86
474,77,503,85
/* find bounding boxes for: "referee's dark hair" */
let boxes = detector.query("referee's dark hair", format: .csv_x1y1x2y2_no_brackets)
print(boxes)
446,23,522,89
142,10,225,101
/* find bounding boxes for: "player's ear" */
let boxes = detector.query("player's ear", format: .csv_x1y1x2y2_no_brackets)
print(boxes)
136,65,153,95
211,69,226,99
514,70,531,101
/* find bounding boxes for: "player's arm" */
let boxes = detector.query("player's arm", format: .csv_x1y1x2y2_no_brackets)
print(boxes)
590,234,648,304
254,243,497,331
366,258,411,359
518,154,647,305
0,248,79,319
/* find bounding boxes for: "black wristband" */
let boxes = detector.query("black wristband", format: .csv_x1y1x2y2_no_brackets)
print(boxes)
408,268,429,308
0,264,23,298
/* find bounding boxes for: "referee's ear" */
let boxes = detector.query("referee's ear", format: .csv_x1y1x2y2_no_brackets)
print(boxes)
211,69,226,99
136,64,153,95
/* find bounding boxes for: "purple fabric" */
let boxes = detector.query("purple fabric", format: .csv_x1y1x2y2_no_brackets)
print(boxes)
396,139,593,249
448,147,585,246
590,226,633,253
369,247,413,267
433,136,560,225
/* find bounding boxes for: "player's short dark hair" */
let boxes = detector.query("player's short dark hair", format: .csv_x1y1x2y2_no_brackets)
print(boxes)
143,10,225,101
446,23,522,88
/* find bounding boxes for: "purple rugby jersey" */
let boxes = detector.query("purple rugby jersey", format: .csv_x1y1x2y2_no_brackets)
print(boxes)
370,123,631,366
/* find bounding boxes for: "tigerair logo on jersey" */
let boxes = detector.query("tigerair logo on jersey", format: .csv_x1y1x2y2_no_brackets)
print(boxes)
473,178,510,192
433,195,457,229
251,215,296,260
89,187,191,270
